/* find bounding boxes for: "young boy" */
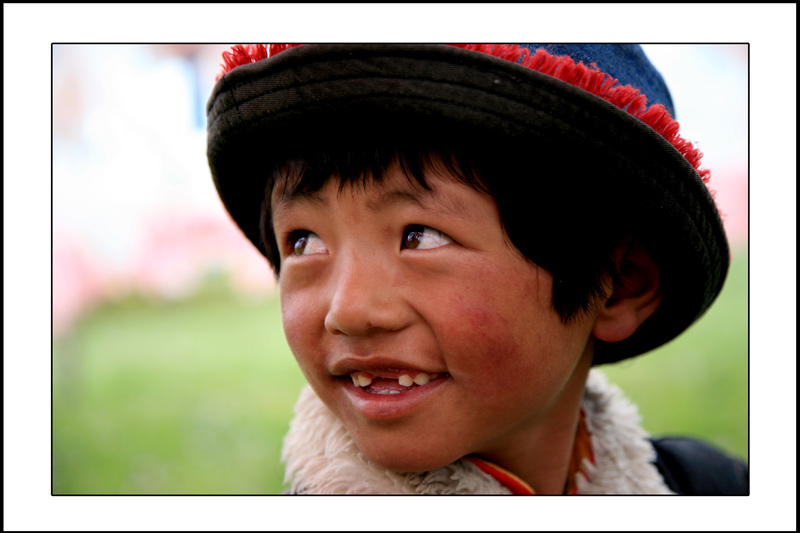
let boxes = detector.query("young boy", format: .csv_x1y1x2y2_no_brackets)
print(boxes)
206,44,748,494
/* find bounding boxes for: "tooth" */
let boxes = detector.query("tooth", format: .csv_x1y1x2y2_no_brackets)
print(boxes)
398,374,414,387
430,374,440,380
351,375,359,387
357,374,373,387
413,373,430,385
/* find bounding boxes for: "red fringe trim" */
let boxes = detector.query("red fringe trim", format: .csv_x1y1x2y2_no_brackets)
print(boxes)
216,44,303,81
216,43,711,185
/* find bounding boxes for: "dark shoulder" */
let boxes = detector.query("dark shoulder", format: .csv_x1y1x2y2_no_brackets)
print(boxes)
651,437,749,495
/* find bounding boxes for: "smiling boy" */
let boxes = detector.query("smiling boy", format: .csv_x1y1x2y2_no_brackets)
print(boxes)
206,44,747,494
275,166,606,494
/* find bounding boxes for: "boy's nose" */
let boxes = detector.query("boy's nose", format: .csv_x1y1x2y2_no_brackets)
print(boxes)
323,254,412,337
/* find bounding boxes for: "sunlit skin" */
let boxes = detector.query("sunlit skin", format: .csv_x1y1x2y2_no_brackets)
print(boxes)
272,166,604,494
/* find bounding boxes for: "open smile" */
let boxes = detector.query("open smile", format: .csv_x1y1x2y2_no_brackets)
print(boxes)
339,370,450,422
349,370,444,393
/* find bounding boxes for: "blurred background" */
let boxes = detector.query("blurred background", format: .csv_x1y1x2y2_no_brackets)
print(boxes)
52,44,748,494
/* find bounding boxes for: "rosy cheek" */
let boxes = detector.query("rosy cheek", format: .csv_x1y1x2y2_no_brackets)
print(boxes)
440,292,520,368
434,264,563,394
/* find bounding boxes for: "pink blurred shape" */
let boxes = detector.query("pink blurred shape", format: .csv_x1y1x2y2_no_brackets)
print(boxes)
52,231,108,337
132,207,275,300
53,208,277,337
710,167,749,247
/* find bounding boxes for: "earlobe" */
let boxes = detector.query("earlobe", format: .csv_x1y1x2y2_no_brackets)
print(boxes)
593,240,663,344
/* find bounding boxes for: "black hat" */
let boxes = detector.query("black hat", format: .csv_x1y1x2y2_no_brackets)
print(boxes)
206,44,729,364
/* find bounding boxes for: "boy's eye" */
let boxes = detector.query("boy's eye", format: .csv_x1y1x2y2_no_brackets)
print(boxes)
403,225,453,250
292,231,327,256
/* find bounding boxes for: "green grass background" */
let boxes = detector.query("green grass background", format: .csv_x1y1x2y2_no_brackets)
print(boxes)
52,249,748,494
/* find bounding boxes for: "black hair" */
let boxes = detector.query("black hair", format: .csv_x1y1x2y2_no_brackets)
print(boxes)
259,135,629,324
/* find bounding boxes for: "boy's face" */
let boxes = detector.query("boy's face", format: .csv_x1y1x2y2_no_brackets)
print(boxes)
272,166,597,473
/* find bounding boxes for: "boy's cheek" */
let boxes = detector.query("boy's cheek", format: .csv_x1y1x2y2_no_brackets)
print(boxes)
436,290,523,362
438,291,510,354
432,259,539,346
433,274,581,388
279,289,326,370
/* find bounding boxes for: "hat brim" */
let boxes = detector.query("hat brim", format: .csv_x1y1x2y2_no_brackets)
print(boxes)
206,44,729,364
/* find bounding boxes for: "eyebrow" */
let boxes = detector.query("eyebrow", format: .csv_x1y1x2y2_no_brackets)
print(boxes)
271,189,327,226
365,189,473,221
272,186,474,224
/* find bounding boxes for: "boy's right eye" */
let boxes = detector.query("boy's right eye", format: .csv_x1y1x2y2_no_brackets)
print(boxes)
290,231,327,256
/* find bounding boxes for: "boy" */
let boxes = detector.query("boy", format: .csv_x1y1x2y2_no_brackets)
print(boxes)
206,44,747,494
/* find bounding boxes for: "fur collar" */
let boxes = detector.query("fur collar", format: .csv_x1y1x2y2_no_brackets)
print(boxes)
281,369,674,494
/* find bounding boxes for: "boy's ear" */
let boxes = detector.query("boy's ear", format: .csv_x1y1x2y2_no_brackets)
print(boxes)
592,240,663,344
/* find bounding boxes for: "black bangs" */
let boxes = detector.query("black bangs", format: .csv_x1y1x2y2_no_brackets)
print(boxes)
270,143,491,202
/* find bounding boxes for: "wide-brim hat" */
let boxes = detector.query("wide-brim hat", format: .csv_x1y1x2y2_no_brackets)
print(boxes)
206,44,729,365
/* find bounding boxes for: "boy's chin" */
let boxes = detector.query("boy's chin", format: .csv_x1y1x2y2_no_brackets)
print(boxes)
353,437,463,473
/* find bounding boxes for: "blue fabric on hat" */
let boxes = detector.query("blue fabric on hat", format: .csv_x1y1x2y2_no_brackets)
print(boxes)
520,44,675,118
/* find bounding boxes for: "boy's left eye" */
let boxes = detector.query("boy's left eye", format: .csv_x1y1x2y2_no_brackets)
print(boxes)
402,225,453,250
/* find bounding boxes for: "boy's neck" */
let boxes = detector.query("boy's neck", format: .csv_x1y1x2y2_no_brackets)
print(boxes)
475,347,593,495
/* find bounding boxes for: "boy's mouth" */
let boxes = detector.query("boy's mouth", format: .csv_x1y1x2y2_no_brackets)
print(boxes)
339,368,452,422
349,371,445,395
